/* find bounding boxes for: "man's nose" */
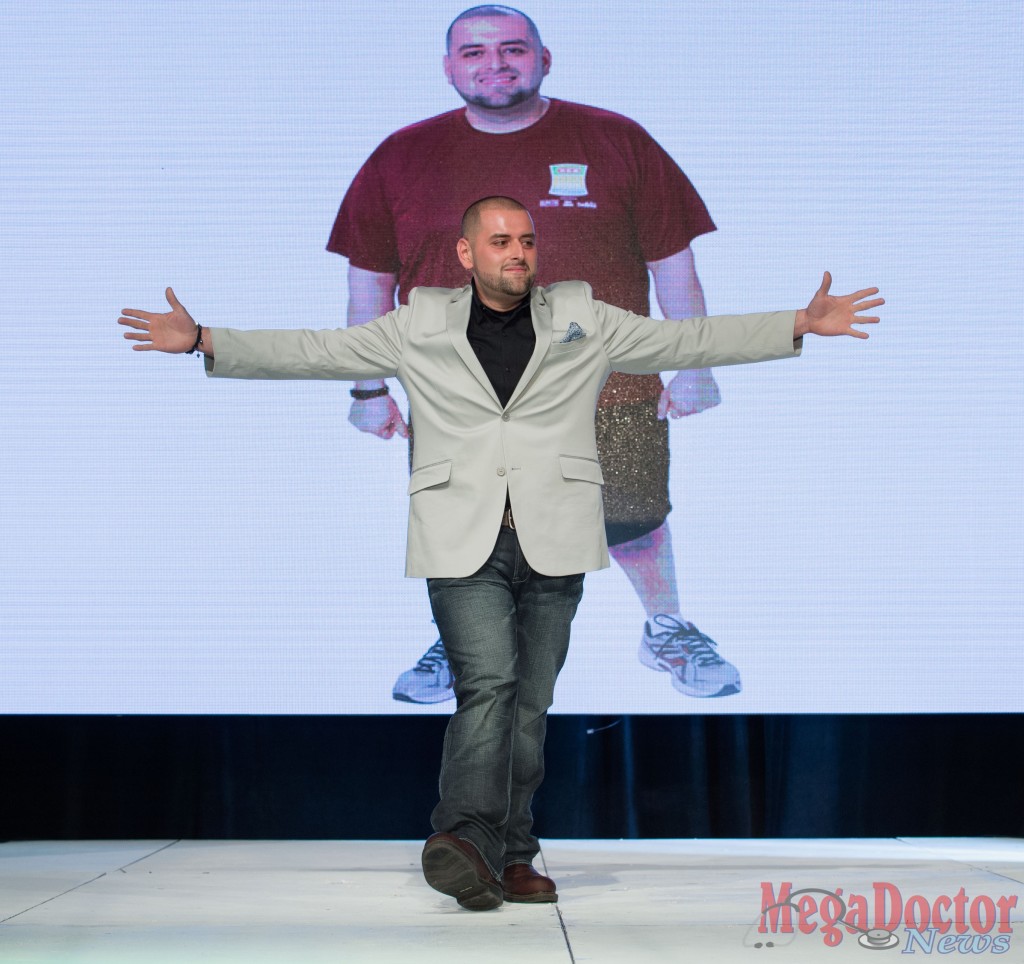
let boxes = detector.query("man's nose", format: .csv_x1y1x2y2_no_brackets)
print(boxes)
485,47,508,70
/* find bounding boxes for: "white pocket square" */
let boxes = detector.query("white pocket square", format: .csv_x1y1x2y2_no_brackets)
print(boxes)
558,322,587,344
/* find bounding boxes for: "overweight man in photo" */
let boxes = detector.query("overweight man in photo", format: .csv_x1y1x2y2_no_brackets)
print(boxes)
334,4,730,705
119,196,882,911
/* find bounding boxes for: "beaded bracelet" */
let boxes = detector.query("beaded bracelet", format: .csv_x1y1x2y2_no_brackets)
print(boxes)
186,325,203,355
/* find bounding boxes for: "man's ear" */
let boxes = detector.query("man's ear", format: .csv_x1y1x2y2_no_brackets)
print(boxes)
443,55,454,86
541,47,551,77
456,237,474,270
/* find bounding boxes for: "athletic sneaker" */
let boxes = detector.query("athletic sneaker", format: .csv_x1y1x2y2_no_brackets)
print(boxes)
392,638,456,704
639,614,741,697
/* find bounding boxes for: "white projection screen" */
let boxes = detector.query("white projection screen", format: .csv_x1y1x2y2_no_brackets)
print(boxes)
2,1,1022,715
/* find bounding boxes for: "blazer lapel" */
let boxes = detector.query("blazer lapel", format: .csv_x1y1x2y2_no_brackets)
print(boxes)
505,286,552,410
445,286,502,408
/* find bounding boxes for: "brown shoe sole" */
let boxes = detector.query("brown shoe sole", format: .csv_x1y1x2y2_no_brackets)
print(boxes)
422,837,503,911
502,889,558,904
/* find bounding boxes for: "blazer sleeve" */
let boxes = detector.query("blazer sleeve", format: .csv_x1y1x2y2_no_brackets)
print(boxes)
591,287,802,373
202,308,405,381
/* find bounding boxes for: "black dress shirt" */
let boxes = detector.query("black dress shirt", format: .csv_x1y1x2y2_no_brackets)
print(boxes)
466,283,535,409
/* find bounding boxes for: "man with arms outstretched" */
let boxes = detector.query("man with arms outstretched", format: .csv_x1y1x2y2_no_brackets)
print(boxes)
120,197,882,908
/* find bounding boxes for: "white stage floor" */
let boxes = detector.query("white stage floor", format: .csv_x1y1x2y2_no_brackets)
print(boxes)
1,838,1022,962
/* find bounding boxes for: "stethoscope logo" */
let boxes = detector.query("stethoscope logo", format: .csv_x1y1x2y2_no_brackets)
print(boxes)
748,887,900,951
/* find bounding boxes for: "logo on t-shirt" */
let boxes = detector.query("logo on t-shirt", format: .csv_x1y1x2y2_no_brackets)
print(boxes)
548,163,589,197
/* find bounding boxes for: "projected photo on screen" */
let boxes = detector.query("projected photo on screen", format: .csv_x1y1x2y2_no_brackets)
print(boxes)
2,1,1022,715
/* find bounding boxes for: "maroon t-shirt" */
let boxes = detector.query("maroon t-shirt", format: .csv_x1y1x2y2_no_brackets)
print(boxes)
327,99,715,405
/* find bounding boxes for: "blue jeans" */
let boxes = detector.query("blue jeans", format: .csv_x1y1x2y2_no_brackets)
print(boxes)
427,527,584,878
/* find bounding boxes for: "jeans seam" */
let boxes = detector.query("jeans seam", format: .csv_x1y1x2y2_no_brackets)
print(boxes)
500,688,519,837
456,835,503,881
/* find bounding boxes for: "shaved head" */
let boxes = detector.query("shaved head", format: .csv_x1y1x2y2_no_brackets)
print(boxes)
446,5,542,52
460,195,531,241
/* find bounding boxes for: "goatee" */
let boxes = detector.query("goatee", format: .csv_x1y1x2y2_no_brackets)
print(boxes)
497,272,533,296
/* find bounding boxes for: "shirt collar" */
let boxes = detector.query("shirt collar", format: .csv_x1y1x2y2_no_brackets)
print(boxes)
470,280,532,322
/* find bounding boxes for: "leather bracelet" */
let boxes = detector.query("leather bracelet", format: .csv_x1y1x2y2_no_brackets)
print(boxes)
350,386,389,400
186,324,203,355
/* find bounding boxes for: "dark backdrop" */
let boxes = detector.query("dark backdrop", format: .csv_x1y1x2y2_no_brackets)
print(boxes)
2,715,1022,840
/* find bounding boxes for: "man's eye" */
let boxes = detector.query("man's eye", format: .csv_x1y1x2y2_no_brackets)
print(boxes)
503,45,527,55
462,50,483,59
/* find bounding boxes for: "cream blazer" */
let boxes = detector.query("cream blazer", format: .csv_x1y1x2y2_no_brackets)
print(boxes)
206,282,800,577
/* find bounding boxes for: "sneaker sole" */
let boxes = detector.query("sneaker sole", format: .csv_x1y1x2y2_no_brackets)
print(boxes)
392,689,455,704
671,678,742,698
422,839,502,911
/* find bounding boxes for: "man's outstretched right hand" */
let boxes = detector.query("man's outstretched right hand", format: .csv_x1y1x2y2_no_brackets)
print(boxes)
119,287,200,353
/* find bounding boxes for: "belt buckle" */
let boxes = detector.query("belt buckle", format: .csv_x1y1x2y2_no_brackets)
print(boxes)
503,507,515,530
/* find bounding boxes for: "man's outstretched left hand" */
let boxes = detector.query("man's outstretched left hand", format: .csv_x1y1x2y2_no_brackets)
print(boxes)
795,272,884,339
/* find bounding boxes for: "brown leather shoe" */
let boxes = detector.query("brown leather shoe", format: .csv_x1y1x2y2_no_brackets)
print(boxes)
502,862,558,903
421,832,503,911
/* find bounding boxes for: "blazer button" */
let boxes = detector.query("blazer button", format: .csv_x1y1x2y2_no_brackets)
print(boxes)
497,467,506,477
501,413,510,421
